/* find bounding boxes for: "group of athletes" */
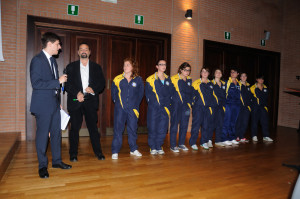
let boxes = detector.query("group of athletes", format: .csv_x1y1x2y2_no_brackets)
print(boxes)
110,58,273,159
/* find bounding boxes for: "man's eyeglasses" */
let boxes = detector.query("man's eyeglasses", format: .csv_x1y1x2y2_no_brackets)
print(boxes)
183,69,191,72
158,64,166,66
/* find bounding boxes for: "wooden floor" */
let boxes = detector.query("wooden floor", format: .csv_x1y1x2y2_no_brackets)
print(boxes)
0,126,300,199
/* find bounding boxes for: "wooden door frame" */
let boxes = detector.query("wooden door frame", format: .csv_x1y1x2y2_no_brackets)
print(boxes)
26,16,171,140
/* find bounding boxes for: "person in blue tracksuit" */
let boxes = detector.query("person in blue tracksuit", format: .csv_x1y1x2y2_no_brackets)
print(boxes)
111,58,144,159
221,67,241,146
250,74,273,142
235,72,252,143
211,69,226,147
169,62,193,153
146,59,173,155
189,67,218,150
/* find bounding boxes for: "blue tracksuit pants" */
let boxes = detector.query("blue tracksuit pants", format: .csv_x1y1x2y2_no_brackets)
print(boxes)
235,105,251,139
112,106,138,153
189,106,213,145
210,106,224,143
221,103,240,141
170,104,190,147
251,106,269,137
147,106,169,150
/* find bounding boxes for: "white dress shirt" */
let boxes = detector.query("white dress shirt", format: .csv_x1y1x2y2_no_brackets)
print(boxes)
80,60,89,93
42,49,57,79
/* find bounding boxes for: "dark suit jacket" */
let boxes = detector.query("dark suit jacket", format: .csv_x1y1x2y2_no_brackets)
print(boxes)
65,60,105,112
30,51,60,114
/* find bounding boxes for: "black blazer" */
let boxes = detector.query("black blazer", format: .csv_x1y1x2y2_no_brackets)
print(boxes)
65,60,105,112
30,51,60,114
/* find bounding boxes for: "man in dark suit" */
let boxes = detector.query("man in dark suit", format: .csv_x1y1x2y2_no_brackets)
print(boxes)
30,32,72,179
65,43,106,162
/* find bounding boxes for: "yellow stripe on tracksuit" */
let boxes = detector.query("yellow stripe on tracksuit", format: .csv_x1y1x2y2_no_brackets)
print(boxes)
133,109,139,118
112,73,125,108
192,79,213,115
250,83,268,112
171,74,192,109
146,72,170,118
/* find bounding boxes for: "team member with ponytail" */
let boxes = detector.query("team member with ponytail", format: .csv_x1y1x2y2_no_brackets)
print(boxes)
146,59,173,155
250,74,273,142
235,72,252,143
111,58,144,159
189,67,218,150
170,62,193,152
211,69,226,147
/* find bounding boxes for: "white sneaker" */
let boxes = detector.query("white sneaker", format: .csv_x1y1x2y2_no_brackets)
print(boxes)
201,143,209,150
150,149,158,155
112,153,118,160
263,137,273,142
215,142,225,147
170,146,180,153
207,140,213,148
252,136,258,142
157,148,165,155
223,141,232,146
130,150,142,157
191,144,198,150
178,145,189,151
231,139,239,145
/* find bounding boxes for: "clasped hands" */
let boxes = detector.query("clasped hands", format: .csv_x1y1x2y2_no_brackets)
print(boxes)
77,87,94,102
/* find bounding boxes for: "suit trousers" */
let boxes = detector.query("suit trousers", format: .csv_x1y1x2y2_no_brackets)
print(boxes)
69,102,102,156
35,106,61,169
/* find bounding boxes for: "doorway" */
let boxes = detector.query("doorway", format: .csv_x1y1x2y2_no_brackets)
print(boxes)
203,40,280,129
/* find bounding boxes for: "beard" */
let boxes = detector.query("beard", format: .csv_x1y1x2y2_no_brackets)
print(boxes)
80,53,88,58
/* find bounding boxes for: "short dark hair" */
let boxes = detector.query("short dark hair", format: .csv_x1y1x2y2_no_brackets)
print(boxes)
256,74,264,80
78,42,90,50
230,66,239,73
41,32,61,49
156,59,166,66
177,62,191,74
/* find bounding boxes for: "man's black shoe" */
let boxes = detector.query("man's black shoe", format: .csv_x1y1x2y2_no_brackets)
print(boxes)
52,162,72,169
96,153,105,160
39,167,49,178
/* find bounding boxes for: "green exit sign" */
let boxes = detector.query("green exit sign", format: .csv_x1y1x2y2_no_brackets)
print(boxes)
225,31,231,40
68,5,79,16
135,15,144,25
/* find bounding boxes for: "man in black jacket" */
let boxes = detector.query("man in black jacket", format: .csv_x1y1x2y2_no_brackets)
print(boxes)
65,43,105,162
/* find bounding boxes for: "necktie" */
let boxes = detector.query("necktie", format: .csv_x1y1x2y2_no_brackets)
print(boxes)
50,57,57,79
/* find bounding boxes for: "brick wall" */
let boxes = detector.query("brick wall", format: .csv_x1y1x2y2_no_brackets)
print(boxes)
277,0,300,128
0,0,299,140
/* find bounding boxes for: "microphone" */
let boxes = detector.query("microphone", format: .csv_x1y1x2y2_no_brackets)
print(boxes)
62,68,67,94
